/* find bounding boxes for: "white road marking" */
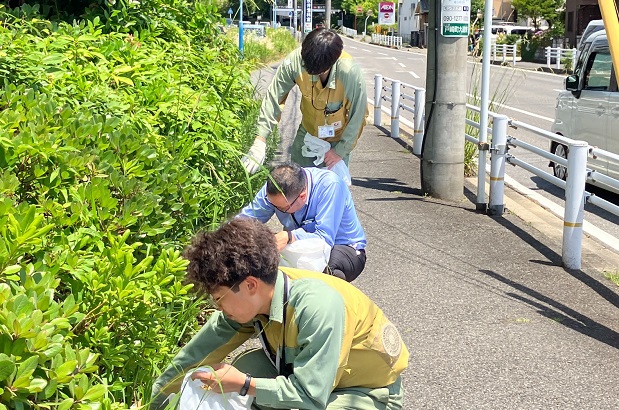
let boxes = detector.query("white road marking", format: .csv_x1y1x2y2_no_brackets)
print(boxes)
376,57,397,60
466,93,554,122
378,52,387,55
409,71,420,79
398,62,406,67
553,89,564,92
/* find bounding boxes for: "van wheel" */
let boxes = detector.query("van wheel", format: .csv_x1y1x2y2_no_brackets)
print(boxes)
552,143,568,180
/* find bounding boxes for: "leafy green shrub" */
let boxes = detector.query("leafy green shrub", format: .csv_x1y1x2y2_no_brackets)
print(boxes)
0,1,274,408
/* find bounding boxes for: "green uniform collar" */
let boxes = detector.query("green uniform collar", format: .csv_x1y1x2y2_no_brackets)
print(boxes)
268,270,288,323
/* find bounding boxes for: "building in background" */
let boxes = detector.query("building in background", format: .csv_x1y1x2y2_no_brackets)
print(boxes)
565,0,602,47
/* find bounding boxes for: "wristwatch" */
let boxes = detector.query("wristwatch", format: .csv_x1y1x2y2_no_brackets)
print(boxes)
239,373,251,396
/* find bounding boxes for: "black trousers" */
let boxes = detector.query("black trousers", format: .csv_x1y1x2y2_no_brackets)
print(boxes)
325,245,366,282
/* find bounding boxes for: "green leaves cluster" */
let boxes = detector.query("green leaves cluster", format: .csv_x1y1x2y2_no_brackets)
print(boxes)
0,0,269,408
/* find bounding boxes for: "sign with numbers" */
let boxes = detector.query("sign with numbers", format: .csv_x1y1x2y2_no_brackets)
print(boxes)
441,0,471,37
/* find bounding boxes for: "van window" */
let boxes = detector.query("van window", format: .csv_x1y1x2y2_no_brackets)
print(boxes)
584,52,612,90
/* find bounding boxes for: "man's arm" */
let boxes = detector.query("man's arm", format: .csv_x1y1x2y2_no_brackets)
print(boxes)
333,63,368,159
238,185,276,223
255,50,301,141
149,313,254,409
253,283,347,409
292,177,347,247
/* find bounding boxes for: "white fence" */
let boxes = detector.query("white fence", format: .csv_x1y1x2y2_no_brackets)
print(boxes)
374,74,619,270
341,26,357,38
371,34,403,49
491,43,518,66
373,75,425,155
545,46,578,70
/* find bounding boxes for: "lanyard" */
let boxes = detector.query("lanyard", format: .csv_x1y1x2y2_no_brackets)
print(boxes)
291,171,313,228
254,273,291,376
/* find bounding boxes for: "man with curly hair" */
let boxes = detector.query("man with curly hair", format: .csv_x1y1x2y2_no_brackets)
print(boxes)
150,218,408,410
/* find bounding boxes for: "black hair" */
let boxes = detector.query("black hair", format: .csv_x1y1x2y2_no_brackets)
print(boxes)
301,28,343,75
183,218,279,294
266,162,307,198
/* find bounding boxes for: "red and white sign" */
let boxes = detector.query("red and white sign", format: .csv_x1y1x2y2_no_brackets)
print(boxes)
356,5,363,13
378,2,395,25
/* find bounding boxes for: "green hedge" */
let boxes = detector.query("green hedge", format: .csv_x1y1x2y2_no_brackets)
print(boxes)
0,1,272,408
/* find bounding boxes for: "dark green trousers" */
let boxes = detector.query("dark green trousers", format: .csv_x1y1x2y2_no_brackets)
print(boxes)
233,349,404,410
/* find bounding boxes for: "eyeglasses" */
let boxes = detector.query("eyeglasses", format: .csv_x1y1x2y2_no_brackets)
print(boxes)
267,190,304,213
208,280,243,309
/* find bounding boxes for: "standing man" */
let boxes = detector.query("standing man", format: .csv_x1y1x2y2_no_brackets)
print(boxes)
242,28,368,173
150,218,409,410
239,162,366,282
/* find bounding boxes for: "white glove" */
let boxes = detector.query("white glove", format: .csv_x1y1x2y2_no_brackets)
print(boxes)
242,139,267,174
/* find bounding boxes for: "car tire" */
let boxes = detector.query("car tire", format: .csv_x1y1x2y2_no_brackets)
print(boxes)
552,143,569,180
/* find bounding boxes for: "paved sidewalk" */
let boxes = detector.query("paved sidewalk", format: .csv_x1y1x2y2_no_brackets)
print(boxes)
347,125,619,409
255,63,619,409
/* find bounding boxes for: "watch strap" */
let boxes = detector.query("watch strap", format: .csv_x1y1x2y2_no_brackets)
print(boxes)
239,373,251,396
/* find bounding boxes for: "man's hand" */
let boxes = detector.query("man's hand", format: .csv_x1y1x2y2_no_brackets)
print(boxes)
242,138,267,174
191,364,247,394
274,231,291,252
323,148,342,169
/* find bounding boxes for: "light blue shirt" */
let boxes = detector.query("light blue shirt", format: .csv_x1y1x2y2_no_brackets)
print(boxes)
239,168,366,249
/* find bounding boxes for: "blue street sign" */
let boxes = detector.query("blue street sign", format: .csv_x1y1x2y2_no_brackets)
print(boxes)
228,8,233,16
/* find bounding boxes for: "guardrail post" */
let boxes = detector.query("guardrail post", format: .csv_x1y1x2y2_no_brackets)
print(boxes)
488,115,508,216
413,88,425,155
556,48,561,69
562,141,588,269
492,44,497,62
546,46,551,68
390,80,401,139
373,74,382,126
512,44,516,66
502,45,506,63
571,48,577,72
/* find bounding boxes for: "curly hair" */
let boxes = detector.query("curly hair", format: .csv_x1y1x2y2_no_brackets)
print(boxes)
183,218,279,294
301,28,343,75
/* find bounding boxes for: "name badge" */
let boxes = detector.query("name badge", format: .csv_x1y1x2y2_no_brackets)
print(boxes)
318,125,335,139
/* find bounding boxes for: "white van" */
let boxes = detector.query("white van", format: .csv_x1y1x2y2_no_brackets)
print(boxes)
578,19,604,50
480,24,534,41
550,30,619,193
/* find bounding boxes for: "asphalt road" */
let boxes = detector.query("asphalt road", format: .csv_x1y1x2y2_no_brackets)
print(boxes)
340,37,619,243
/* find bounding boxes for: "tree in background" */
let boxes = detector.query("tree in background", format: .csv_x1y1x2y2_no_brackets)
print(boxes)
511,0,565,29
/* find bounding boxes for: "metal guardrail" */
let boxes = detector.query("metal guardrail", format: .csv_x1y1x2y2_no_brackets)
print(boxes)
545,46,578,70
371,34,403,49
341,26,357,38
375,74,619,270
491,44,518,66
373,75,425,155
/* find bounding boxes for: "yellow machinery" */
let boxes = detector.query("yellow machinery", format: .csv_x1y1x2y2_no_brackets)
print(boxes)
599,0,619,79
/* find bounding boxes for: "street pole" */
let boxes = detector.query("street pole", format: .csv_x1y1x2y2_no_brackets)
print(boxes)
421,0,467,201
239,0,244,54
325,0,331,28
294,0,298,33
476,0,493,210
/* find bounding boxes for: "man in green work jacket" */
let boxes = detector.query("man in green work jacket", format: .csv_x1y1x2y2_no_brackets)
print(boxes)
242,28,368,174
150,218,409,410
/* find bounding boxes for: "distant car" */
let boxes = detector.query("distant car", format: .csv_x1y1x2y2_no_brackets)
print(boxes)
550,29,619,194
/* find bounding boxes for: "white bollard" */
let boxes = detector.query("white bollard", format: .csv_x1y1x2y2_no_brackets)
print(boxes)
488,115,509,215
493,44,497,62
571,48,577,72
546,46,551,68
512,44,516,66
502,45,506,63
562,141,588,269
374,74,383,126
556,48,561,69
413,88,425,155
390,80,401,139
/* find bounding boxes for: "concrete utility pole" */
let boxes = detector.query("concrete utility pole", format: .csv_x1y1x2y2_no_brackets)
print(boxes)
421,0,468,201
325,0,331,28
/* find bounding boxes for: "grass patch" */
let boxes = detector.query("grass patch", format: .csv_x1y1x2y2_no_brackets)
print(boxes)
604,271,619,286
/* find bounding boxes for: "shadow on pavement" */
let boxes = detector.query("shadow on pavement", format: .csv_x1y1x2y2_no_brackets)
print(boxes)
482,269,619,350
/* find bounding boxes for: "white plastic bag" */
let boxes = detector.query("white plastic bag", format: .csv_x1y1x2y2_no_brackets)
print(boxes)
280,238,332,272
176,367,253,410
330,160,352,186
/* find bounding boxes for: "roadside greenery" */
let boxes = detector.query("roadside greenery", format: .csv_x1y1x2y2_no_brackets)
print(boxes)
0,1,291,408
